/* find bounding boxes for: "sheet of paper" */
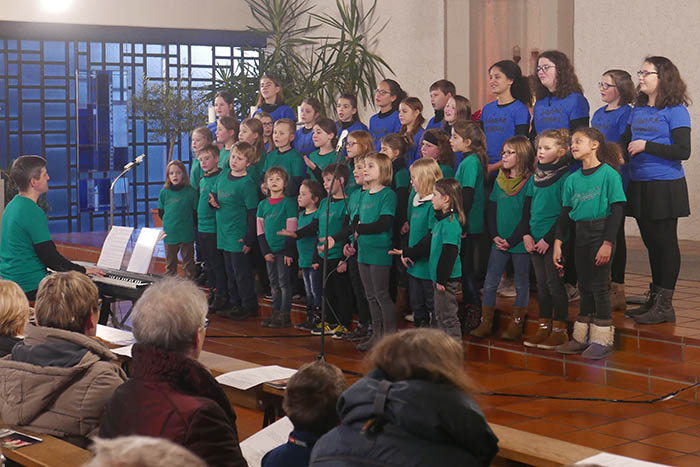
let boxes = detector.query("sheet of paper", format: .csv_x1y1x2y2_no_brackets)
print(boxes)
215,365,297,390
96,324,135,346
126,227,165,273
240,416,293,467
97,226,134,270
575,452,668,466
110,344,133,358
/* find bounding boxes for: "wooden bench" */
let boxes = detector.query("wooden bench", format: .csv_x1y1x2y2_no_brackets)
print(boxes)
0,425,92,467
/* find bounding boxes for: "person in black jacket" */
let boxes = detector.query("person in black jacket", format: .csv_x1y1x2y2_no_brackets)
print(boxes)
310,328,499,466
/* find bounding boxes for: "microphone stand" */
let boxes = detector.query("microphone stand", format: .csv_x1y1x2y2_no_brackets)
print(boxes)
109,155,145,229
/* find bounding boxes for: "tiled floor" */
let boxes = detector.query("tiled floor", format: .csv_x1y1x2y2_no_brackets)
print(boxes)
62,232,700,465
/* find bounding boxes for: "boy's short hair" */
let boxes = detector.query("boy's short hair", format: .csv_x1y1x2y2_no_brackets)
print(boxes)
274,118,296,133
429,79,456,96
301,179,325,206
366,152,393,186
265,166,289,186
322,163,350,186
354,153,368,165
10,155,46,192
35,271,99,334
283,361,346,434
231,141,256,164
199,144,220,160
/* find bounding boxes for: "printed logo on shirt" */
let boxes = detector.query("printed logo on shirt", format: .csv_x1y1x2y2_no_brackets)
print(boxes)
571,185,601,204
484,116,508,134
631,115,660,135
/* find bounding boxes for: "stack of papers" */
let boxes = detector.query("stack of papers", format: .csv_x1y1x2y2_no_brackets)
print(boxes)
96,324,136,346
215,365,297,390
240,417,294,467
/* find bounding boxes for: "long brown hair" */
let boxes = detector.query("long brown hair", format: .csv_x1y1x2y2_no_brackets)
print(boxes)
572,127,623,170
399,97,426,141
434,178,466,226
422,129,456,168
502,135,535,176
164,160,191,189
367,328,476,394
452,120,488,169
603,69,636,106
635,56,691,109
534,50,584,100
255,74,284,106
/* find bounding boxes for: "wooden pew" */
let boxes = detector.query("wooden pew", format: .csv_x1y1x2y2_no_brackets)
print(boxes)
0,425,92,467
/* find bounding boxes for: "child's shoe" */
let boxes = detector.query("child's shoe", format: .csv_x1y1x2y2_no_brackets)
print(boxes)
311,323,335,336
331,325,350,340
344,323,370,342
581,323,614,360
261,310,281,327
556,320,589,354
470,306,496,338
295,307,318,331
501,306,528,340
523,319,551,347
537,321,568,349
269,313,292,328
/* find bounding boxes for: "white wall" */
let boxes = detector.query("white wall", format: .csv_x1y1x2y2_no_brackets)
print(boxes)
574,0,700,240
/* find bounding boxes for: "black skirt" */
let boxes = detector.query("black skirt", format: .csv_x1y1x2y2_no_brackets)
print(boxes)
626,178,690,220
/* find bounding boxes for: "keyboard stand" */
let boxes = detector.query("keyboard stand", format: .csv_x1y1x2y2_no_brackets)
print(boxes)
99,296,136,331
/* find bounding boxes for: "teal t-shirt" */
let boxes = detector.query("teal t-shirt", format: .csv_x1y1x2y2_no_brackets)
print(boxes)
563,164,627,221
263,148,305,180
309,149,342,175
212,172,259,252
357,187,396,266
0,195,52,292
158,185,198,244
248,152,267,187
393,165,410,189
455,153,485,234
296,209,318,268
406,193,435,280
197,169,223,234
190,158,203,189
529,172,570,241
345,160,360,195
439,163,455,179
489,175,533,253
429,212,462,283
317,197,347,260
218,148,231,170
257,197,298,254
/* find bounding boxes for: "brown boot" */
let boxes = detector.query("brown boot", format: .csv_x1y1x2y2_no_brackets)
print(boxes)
470,306,495,338
523,319,552,347
610,282,626,312
501,306,528,340
538,321,569,349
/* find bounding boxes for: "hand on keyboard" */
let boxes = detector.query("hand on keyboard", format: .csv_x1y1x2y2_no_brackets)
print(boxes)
85,266,106,277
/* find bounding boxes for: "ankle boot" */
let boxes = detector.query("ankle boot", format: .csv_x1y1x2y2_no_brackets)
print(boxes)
357,320,382,351
610,282,626,312
523,318,551,347
470,306,496,338
634,286,676,324
538,320,569,350
581,323,615,360
556,321,589,354
501,306,528,340
625,283,656,318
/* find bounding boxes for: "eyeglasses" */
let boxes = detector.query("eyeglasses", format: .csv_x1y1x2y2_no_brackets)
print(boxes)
598,82,617,90
535,65,555,73
500,150,517,156
346,141,357,147
637,70,658,78
374,89,390,96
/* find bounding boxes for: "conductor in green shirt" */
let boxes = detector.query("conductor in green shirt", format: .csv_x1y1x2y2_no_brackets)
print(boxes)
0,155,102,300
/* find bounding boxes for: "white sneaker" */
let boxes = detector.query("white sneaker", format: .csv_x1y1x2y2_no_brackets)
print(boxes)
497,276,516,298
404,313,415,322
565,283,580,302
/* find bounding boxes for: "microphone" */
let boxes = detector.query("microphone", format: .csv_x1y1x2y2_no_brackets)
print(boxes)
335,129,349,153
123,154,147,170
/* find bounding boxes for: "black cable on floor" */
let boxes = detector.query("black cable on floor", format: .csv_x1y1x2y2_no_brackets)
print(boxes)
206,334,320,339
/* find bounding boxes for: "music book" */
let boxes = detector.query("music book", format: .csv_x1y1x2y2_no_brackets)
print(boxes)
96,226,133,270
126,227,166,274
240,416,293,467
215,365,297,390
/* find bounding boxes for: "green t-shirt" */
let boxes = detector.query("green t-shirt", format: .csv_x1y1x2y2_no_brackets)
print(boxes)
407,193,435,280
0,195,52,292
212,172,259,252
348,188,364,219
296,209,318,268
317,197,347,260
197,169,223,234
455,153,485,234
439,163,455,179
357,187,396,266
263,148,305,180
218,148,230,170
257,197,298,254
393,166,410,189
248,152,267,187
489,176,533,254
529,172,569,241
429,212,462,283
190,158,203,189
158,185,198,244
345,160,360,195
563,164,626,221
309,149,342,175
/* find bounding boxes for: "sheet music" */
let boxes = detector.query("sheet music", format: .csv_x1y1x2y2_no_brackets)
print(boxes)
110,344,133,358
575,452,668,466
126,228,165,274
215,365,297,390
97,226,134,270
96,324,135,346
240,416,293,467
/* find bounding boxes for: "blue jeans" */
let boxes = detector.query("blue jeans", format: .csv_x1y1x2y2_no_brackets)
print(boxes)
302,267,322,310
266,253,292,314
408,274,434,326
482,249,530,308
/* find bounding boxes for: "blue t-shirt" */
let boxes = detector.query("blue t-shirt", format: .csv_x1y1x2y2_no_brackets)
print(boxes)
481,100,531,164
254,104,296,122
407,127,425,166
369,110,401,151
294,126,315,157
426,115,443,130
206,120,217,141
532,93,589,134
592,104,632,188
627,104,690,181
336,120,369,135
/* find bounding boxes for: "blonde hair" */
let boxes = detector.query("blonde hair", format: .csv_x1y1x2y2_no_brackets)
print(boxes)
192,126,213,146
164,160,191,189
536,128,570,155
35,271,99,333
274,118,296,134
367,328,476,394
409,158,442,198
366,152,393,186
0,280,30,336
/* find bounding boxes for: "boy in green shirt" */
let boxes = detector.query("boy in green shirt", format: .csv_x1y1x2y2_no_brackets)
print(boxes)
0,156,101,299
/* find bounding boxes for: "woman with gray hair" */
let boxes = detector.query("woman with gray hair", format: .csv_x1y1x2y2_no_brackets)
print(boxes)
98,277,247,467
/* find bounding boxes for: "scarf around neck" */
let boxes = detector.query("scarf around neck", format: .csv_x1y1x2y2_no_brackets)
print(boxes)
496,170,530,196
534,155,571,187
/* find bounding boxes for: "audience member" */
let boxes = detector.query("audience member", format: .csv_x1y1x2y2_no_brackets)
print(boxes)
0,280,30,357
84,436,206,467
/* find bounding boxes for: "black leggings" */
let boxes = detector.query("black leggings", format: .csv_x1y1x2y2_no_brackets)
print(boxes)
637,217,681,290
611,220,627,284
